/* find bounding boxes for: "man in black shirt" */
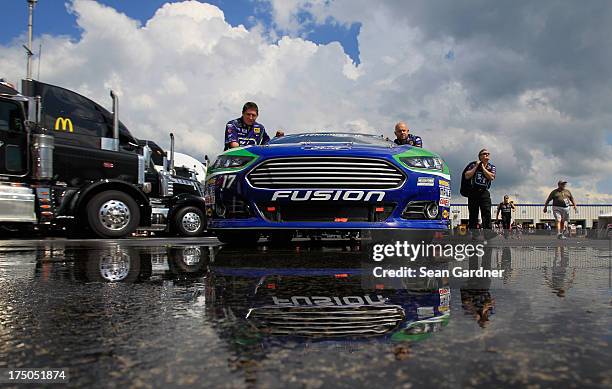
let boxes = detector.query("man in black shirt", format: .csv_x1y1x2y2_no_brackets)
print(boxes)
463,149,496,230
496,195,515,233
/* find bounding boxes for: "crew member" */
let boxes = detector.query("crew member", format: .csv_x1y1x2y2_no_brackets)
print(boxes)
393,122,422,147
463,149,496,230
496,195,515,231
224,102,270,150
275,130,285,138
543,180,577,240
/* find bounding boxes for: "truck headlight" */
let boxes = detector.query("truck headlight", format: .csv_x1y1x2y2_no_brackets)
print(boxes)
399,156,443,171
212,156,254,169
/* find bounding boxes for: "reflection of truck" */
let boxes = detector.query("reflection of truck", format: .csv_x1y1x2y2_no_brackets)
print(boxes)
0,79,206,237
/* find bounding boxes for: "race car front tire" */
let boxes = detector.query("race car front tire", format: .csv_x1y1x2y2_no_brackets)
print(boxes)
267,231,294,246
216,231,260,246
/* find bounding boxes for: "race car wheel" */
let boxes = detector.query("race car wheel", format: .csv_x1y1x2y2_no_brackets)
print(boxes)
216,231,260,246
86,190,140,238
174,206,205,237
267,231,294,246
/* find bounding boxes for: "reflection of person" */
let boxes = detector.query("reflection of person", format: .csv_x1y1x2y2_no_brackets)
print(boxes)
275,130,285,138
224,102,270,150
544,245,576,297
463,149,496,231
460,247,496,328
543,180,577,240
499,247,513,282
393,122,422,147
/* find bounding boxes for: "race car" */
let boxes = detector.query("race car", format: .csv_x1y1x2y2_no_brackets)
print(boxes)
205,133,451,244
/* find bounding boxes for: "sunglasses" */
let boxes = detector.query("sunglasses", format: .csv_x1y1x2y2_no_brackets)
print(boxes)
480,152,490,156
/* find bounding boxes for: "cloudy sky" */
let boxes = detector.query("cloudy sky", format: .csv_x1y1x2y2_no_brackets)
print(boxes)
1,0,611,203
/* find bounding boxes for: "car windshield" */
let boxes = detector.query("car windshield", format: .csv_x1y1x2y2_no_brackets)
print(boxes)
269,133,394,147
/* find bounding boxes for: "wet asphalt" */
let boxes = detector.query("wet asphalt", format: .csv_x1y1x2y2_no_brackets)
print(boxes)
0,234,610,388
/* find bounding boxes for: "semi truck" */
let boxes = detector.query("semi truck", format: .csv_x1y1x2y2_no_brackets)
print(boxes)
0,79,206,238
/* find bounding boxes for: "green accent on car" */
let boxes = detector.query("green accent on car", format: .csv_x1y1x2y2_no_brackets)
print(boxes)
393,148,451,177
390,315,450,343
206,147,260,176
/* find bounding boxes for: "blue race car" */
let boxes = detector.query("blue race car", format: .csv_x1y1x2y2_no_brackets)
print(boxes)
205,133,451,244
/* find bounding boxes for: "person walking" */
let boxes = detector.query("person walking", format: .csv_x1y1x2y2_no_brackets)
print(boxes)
543,180,577,239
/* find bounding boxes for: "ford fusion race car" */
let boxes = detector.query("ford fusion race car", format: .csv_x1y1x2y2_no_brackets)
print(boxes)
205,133,451,244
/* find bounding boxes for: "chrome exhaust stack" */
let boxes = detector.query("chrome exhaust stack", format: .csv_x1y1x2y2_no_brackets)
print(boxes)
101,90,120,151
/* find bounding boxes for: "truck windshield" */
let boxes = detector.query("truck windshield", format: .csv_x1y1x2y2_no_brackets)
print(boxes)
0,100,24,132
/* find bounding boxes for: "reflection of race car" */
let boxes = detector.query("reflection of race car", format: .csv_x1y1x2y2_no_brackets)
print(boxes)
209,263,450,342
205,133,451,244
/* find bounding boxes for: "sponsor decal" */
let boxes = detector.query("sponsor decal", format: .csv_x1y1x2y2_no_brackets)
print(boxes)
254,127,260,134
54,117,73,132
442,209,449,219
439,179,449,187
439,183,451,207
417,177,435,186
440,186,451,198
272,295,387,306
417,306,435,318
271,190,385,202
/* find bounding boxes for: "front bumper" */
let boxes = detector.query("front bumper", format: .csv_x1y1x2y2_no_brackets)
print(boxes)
208,218,449,230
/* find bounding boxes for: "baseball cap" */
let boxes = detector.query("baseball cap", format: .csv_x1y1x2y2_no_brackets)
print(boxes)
558,180,567,185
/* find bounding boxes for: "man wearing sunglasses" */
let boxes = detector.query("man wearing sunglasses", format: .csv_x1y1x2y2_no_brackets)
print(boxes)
463,149,496,231
224,102,270,150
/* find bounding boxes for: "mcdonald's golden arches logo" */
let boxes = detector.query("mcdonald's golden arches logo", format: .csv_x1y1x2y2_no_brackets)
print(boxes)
54,117,73,132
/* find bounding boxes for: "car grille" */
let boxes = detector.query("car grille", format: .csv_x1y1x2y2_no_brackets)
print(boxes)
246,304,405,337
247,157,405,189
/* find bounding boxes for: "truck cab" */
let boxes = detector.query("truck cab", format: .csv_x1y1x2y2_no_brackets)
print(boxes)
0,79,206,238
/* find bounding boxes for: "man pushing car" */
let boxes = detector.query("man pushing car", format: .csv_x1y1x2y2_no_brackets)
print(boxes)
224,102,270,150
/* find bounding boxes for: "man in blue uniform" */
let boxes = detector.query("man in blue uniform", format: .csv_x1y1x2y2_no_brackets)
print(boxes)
463,149,496,230
393,122,422,147
224,102,270,150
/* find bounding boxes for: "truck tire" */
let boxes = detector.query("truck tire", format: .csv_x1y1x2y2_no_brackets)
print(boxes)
86,190,140,238
174,206,205,237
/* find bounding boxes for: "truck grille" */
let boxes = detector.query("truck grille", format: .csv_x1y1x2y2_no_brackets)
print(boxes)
246,304,405,337
247,157,405,189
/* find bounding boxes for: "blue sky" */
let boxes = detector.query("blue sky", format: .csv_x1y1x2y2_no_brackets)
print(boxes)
1,0,361,63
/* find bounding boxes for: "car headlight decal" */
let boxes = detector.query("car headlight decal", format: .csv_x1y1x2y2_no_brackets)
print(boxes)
399,156,444,171
211,155,254,169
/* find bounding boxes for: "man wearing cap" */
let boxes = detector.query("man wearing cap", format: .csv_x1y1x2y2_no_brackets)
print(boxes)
393,122,422,147
463,149,496,231
543,180,577,239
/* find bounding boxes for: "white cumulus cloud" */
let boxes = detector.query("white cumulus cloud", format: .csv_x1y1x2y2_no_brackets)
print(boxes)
0,0,610,203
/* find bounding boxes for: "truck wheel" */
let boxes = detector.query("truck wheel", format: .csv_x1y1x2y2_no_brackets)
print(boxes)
216,231,260,246
174,206,205,237
86,190,140,238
